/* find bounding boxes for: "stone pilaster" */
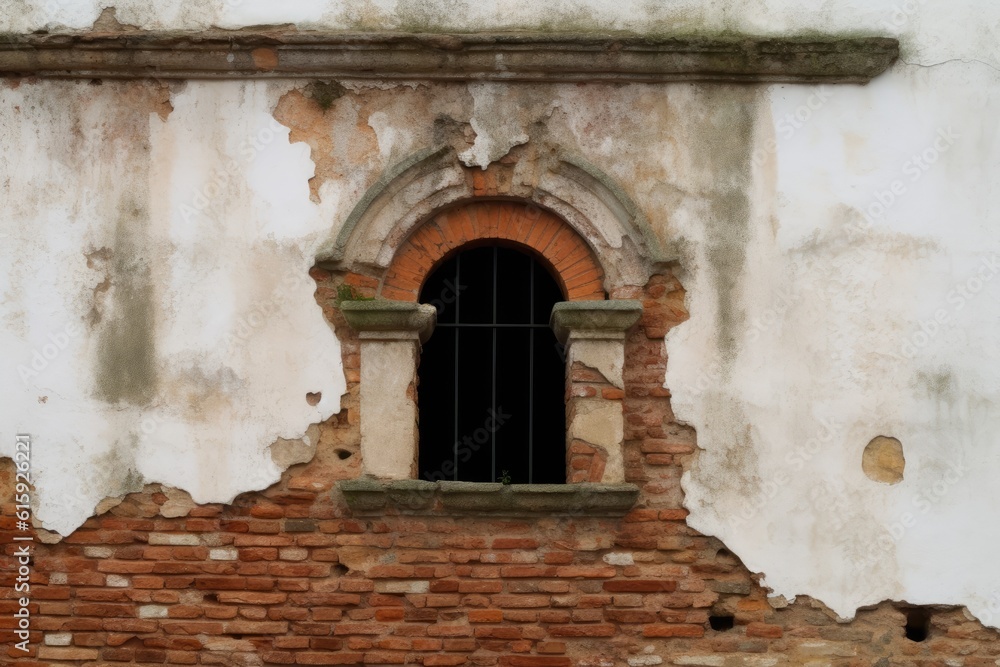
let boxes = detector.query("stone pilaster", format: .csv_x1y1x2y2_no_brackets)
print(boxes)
551,300,643,484
340,300,436,479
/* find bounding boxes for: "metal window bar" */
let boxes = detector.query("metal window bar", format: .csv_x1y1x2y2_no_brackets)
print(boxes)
435,323,549,328
453,253,461,481
443,246,547,483
528,258,535,484
491,246,498,483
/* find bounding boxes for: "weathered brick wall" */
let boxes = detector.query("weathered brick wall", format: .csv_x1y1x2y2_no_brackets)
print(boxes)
3,269,1000,666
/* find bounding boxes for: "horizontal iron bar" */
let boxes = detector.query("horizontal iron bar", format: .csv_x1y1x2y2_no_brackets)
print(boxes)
434,323,552,329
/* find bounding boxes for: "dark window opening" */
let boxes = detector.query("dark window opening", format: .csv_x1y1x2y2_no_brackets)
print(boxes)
709,615,735,632
418,244,566,484
904,607,931,642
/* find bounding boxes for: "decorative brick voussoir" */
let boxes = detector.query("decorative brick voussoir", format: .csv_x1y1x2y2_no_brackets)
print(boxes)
383,201,605,301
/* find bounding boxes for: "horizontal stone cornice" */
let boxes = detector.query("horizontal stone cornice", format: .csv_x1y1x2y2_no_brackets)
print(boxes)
0,31,898,83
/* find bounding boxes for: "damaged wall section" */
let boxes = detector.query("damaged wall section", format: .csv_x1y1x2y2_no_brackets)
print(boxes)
0,80,346,535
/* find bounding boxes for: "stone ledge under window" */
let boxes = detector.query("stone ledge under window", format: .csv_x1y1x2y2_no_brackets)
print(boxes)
338,478,640,516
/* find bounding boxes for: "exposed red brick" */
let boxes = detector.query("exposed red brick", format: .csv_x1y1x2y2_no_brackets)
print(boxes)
603,580,677,593
746,622,784,638
500,657,572,667
643,624,705,638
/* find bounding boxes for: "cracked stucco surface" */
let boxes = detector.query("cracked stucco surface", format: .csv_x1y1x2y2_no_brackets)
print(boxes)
2,0,1000,633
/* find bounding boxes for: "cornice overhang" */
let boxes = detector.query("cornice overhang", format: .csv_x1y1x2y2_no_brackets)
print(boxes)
0,31,898,83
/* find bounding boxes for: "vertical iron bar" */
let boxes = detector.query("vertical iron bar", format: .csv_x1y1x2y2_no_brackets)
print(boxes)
453,253,461,481
528,258,535,484
491,246,498,483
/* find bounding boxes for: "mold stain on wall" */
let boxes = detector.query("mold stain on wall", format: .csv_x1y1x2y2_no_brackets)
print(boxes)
93,201,158,406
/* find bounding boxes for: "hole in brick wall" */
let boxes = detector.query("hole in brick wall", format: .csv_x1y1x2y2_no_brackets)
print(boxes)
905,608,931,642
709,615,735,631
335,449,353,460
203,593,218,603
333,563,349,575
716,549,731,558
306,392,322,406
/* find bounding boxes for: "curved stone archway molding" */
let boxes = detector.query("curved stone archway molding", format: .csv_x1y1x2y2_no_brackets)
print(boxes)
323,145,459,268
319,146,670,291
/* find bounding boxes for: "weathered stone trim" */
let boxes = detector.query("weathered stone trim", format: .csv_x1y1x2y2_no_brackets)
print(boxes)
553,154,671,263
0,32,898,83
340,300,437,343
319,148,668,291
551,300,644,344
339,300,437,480
338,477,640,515
555,300,643,484
331,146,450,264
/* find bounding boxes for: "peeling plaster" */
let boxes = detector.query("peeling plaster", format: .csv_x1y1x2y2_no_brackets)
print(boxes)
571,345,625,390
568,399,624,483
459,83,534,169
0,80,345,535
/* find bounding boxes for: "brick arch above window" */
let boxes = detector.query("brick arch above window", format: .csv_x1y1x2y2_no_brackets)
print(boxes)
381,201,606,302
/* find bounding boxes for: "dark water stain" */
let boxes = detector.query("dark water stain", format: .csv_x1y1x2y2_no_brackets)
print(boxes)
680,87,767,519
691,87,760,369
94,200,157,406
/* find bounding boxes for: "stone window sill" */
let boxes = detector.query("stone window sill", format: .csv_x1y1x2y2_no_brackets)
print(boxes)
338,478,640,516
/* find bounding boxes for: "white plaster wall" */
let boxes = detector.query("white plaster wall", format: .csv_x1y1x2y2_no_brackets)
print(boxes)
669,60,1000,623
0,80,345,535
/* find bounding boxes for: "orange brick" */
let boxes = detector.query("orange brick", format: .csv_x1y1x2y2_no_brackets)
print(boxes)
603,580,677,593
548,625,616,637
458,581,502,594
500,657,571,667
643,624,705,638
297,652,364,665
536,642,566,654
492,538,538,550
746,622,783,638
375,608,405,622
469,610,504,623
424,656,468,666
555,566,615,579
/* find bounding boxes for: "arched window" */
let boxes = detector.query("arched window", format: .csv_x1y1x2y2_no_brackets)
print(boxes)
418,244,566,484
338,199,641,504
